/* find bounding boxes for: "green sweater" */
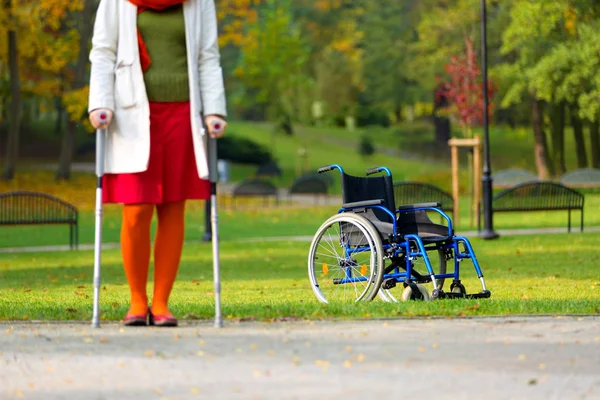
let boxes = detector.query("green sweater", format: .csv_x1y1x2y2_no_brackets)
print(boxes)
138,5,189,102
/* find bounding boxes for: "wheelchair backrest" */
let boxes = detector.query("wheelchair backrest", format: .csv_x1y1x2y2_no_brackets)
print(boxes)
341,173,396,222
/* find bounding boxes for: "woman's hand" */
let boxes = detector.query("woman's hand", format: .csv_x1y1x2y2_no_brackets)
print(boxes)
89,109,113,130
205,115,227,138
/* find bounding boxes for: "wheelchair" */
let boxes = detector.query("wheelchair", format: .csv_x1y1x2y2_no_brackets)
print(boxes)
307,164,491,303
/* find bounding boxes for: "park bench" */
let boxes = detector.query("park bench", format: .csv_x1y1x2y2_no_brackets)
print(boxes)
393,181,454,215
0,190,79,249
478,181,584,233
230,179,278,208
288,175,328,204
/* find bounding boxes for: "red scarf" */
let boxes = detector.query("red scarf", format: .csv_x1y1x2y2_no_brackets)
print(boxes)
127,0,187,72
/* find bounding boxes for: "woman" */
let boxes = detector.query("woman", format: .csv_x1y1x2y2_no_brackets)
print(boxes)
87,0,227,327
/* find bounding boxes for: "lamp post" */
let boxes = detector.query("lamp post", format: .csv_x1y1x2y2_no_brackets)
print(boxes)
480,0,499,240
202,199,212,242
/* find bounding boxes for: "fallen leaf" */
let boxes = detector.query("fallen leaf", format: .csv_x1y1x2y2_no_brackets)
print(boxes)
519,354,526,361
190,387,200,394
83,338,93,343
99,337,109,344
197,351,205,357
357,354,365,362
344,360,352,368
527,379,537,386
539,363,546,370
145,350,156,357
432,343,439,349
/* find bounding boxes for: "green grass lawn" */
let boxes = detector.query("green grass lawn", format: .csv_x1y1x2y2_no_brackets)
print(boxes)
0,233,599,321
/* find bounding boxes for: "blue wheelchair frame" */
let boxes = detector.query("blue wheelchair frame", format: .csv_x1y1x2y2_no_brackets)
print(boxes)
319,164,490,299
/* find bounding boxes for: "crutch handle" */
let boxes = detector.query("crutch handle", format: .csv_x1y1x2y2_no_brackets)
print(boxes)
210,120,224,135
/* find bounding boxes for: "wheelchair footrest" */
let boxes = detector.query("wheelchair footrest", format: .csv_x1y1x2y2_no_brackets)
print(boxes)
437,290,491,299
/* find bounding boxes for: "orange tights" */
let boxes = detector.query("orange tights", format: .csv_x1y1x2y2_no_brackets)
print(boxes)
120,201,186,316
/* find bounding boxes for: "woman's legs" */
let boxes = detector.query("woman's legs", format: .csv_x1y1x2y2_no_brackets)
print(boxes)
151,200,186,316
121,204,154,315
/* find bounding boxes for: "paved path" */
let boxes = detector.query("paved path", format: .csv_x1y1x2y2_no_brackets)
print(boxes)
1,226,599,254
1,316,599,399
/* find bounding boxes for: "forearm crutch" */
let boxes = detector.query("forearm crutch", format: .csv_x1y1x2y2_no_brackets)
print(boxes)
91,112,108,328
206,118,224,328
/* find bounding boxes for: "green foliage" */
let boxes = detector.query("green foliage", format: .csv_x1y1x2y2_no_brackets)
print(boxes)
235,0,312,124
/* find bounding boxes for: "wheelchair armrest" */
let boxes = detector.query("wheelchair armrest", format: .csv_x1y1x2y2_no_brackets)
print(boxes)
396,202,441,212
342,199,384,209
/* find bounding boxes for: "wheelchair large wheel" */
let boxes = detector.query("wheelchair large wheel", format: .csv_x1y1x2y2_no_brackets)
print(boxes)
378,247,447,303
308,213,384,303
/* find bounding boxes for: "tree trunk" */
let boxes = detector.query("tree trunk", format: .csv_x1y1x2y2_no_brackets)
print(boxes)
394,103,402,123
591,120,600,169
433,116,451,147
433,85,451,147
570,105,588,169
550,102,566,176
54,96,64,136
531,98,553,179
2,0,21,181
56,0,95,180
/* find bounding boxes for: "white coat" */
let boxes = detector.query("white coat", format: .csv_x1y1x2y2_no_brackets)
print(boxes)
87,0,227,179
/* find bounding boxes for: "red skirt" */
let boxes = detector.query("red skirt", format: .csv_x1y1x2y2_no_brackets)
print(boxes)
102,102,210,204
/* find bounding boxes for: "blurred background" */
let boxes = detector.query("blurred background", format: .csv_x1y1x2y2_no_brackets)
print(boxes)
1,0,600,246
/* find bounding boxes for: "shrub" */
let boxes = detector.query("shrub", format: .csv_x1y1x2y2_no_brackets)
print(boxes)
358,134,375,156
217,134,274,165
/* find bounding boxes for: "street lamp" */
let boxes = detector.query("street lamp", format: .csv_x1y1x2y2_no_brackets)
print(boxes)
202,199,212,242
480,0,499,240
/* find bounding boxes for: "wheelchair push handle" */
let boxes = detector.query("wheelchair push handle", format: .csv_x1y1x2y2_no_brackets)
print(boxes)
366,167,392,176
317,164,344,174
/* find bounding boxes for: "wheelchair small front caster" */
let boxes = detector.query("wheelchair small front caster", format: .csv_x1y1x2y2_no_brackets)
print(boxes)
431,288,445,300
401,283,430,302
450,282,466,298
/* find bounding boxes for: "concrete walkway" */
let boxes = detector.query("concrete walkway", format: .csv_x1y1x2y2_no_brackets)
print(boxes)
1,226,599,254
1,316,599,399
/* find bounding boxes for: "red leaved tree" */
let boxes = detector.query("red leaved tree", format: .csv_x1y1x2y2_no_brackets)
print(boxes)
442,37,497,136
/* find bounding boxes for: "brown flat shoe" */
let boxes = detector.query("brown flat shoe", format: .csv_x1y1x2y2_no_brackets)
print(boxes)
148,310,178,327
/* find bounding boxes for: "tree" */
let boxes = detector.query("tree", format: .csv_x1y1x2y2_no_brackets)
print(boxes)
499,0,570,178
2,0,22,181
235,0,311,132
56,0,95,180
442,37,497,137
360,0,420,122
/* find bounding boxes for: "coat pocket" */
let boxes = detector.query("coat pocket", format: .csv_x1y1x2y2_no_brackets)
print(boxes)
114,62,136,109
